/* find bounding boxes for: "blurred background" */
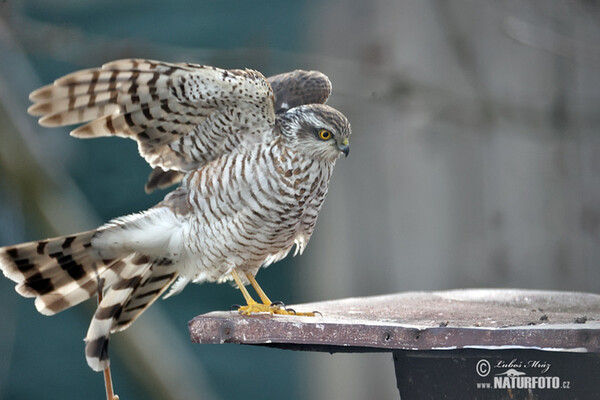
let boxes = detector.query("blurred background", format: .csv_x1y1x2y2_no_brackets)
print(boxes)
0,0,599,399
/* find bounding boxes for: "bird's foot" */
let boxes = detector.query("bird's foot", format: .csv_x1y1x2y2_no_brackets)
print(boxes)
236,300,315,316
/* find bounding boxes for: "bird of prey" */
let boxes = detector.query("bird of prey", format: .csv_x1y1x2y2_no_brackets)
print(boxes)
0,59,351,372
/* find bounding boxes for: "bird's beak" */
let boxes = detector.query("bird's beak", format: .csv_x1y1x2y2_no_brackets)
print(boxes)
338,138,350,157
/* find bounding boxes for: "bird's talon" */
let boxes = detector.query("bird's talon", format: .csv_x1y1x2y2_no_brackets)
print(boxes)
236,301,317,317
230,304,241,311
237,301,276,315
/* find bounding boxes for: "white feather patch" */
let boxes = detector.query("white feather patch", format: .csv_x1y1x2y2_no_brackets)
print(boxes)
93,207,184,260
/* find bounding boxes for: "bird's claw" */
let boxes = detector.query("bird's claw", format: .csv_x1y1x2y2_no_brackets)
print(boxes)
236,300,316,316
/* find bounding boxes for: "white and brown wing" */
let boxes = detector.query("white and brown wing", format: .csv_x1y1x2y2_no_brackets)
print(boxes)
28,59,276,173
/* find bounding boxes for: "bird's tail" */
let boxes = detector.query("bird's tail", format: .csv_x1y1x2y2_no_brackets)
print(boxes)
84,253,178,371
0,231,109,315
0,223,179,371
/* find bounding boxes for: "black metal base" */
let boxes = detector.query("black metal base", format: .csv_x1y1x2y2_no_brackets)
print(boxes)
393,349,600,400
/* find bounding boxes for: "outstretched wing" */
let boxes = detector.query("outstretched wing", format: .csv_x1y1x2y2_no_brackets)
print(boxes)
144,68,334,193
267,69,332,114
28,59,276,172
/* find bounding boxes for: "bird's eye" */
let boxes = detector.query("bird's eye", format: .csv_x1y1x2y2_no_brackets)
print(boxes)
318,129,332,140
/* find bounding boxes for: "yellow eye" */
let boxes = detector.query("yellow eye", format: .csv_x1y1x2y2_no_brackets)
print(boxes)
318,129,332,140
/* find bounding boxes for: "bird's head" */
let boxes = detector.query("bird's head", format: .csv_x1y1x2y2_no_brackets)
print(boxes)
276,104,351,162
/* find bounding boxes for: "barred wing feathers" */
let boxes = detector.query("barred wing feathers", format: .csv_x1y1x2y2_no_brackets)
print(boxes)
28,59,276,172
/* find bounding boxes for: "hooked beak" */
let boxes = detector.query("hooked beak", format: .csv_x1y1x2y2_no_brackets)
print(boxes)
338,138,350,157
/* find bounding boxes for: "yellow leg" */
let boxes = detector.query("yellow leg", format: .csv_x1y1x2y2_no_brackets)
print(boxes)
231,269,272,315
231,269,315,317
244,272,272,305
230,269,255,305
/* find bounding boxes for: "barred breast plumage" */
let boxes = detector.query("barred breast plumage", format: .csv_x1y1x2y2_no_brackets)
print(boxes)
178,138,335,285
0,59,351,373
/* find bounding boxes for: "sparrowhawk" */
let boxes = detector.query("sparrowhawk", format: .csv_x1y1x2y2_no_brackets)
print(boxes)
0,59,351,372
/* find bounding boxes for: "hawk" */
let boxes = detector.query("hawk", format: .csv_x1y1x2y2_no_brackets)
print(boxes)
0,59,351,372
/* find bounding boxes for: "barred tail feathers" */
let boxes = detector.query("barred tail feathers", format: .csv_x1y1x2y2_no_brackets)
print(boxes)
85,255,178,371
1,207,184,371
0,231,111,315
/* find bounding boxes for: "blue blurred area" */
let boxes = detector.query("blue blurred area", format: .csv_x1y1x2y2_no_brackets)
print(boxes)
0,1,318,399
22,0,310,52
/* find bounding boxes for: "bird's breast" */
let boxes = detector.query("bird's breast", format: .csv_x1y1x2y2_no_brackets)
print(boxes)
180,145,334,280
